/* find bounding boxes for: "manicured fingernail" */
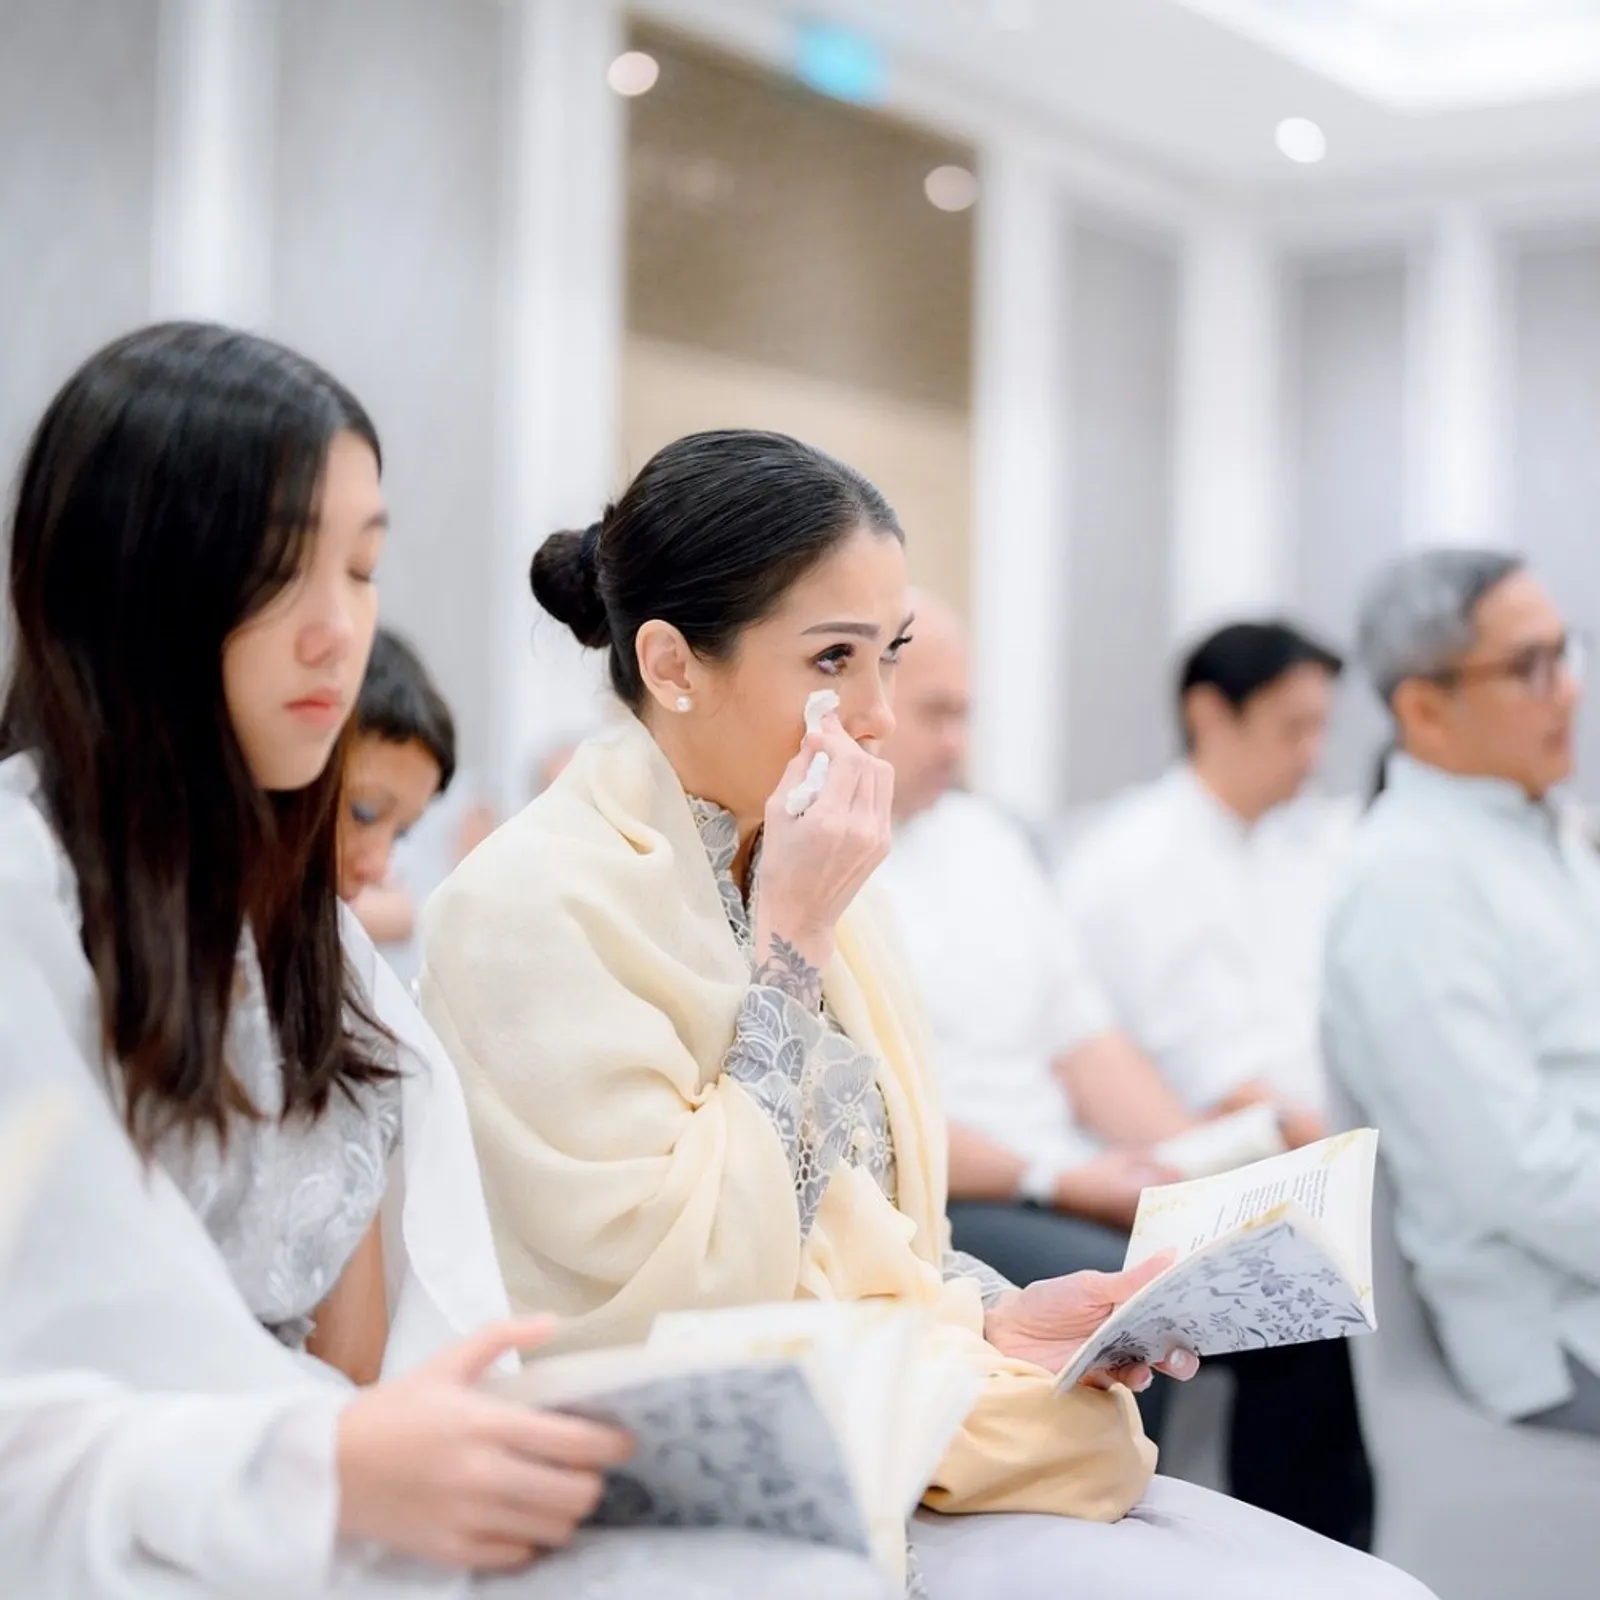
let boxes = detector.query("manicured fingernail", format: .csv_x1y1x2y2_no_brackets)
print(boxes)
1132,1371,1153,1392
1168,1350,1198,1379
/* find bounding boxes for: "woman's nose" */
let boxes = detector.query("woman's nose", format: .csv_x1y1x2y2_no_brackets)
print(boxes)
848,685,896,747
298,577,358,667
341,835,388,897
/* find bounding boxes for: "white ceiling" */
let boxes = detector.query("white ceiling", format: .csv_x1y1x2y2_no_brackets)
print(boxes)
1177,0,1600,112
644,0,1600,193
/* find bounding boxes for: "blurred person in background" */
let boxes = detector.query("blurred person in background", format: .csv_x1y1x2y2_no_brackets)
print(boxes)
340,628,457,947
435,734,590,884
533,733,587,796
881,596,1372,1543
1326,550,1600,1440
1058,622,1348,1146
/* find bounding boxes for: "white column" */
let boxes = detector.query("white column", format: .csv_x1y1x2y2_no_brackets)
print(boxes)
491,0,627,814
150,0,276,325
1405,206,1506,549
968,144,1070,827
1170,211,1282,641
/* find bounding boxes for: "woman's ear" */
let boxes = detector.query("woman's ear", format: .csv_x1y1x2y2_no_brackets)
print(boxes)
635,620,698,715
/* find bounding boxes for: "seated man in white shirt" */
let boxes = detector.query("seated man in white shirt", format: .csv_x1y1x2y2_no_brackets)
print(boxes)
1325,550,1600,1438
881,601,1372,1544
1057,621,1351,1146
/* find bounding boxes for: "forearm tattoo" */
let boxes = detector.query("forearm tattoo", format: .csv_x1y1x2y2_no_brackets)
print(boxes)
752,935,823,1012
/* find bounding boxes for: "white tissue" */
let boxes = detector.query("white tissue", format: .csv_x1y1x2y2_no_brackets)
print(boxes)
784,691,840,817
803,689,840,736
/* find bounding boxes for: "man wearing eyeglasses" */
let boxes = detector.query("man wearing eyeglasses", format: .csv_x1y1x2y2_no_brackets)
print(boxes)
1325,547,1600,1437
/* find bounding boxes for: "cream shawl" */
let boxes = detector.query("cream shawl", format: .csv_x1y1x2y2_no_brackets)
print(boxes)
420,715,1155,1520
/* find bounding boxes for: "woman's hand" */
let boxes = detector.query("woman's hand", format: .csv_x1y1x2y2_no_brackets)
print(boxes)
752,716,895,1002
982,1255,1201,1393
336,1318,634,1572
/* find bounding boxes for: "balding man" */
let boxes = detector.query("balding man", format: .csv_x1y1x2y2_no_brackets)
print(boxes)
877,596,1190,1267
1326,550,1600,1438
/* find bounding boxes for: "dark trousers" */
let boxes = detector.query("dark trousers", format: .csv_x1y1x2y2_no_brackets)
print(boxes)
947,1199,1375,1551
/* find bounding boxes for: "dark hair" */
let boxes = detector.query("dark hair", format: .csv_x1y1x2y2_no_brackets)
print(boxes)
1178,620,1344,748
0,321,393,1154
530,429,904,708
355,628,457,793
1368,745,1393,806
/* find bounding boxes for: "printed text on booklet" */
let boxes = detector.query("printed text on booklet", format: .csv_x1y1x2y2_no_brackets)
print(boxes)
1055,1130,1380,1391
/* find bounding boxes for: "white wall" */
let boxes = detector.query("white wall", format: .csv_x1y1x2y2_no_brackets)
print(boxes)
0,0,617,811
1510,230,1600,791
1063,216,1180,804
0,0,159,515
1286,252,1409,796
273,0,503,771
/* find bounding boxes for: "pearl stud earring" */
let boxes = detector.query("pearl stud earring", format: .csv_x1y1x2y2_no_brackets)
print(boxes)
676,695,693,713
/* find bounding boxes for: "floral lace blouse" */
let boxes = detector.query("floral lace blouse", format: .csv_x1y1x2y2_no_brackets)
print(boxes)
690,800,1012,1311
151,934,403,1351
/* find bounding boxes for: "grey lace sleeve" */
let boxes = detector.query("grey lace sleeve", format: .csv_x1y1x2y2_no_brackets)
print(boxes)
942,1247,1015,1310
722,985,879,1238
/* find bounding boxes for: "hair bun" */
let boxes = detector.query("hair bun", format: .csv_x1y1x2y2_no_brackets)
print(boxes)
530,521,610,650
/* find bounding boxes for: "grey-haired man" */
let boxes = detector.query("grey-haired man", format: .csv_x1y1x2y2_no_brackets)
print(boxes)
1324,548,1600,1436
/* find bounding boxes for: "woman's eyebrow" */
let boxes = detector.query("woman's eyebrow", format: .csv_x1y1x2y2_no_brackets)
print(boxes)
802,620,881,639
801,614,915,639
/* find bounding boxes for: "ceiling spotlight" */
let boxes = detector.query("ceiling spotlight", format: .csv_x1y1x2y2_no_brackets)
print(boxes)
607,51,660,97
924,165,980,212
1275,117,1327,164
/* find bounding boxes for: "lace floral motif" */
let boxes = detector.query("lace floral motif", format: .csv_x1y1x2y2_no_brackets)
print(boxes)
689,800,897,1233
152,932,402,1349
1058,1216,1373,1387
730,987,897,1234
688,799,971,1598
941,1248,1015,1311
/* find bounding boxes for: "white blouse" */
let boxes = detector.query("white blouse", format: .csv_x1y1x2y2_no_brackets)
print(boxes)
148,927,402,1349
0,752,509,1596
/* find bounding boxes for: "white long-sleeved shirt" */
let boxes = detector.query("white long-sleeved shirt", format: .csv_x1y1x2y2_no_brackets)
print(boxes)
877,791,1114,1174
1057,767,1354,1117
1324,753,1600,1420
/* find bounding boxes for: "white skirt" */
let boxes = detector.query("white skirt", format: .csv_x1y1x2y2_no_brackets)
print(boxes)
480,1529,891,1599
913,1477,1436,1600
485,1477,1434,1600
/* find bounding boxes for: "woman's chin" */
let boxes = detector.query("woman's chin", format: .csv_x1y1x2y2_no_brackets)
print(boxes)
247,739,338,794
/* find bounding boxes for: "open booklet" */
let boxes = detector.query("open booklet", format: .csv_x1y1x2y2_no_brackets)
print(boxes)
1055,1128,1380,1391
492,1300,982,1581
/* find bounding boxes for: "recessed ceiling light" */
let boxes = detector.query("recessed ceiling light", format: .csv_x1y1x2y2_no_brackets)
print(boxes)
1275,116,1328,163
924,165,980,212
607,51,660,97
